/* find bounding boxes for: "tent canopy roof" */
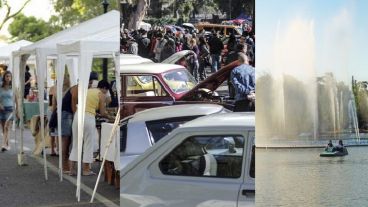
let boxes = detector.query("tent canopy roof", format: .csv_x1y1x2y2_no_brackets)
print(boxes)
0,40,32,60
16,10,119,56
57,26,119,57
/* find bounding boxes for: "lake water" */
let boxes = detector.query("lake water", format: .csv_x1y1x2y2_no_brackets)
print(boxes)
256,147,368,207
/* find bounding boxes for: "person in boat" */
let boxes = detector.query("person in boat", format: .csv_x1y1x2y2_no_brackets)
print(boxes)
333,140,344,152
325,140,334,152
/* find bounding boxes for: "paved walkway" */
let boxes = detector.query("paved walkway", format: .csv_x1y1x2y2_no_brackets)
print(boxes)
0,129,119,207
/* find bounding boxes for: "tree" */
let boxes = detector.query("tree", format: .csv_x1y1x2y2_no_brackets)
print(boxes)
8,14,63,42
0,0,31,31
215,0,254,19
52,0,119,28
121,0,150,30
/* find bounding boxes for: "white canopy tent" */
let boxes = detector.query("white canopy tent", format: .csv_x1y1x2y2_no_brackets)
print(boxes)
0,40,32,60
56,18,120,202
0,40,32,71
11,10,120,182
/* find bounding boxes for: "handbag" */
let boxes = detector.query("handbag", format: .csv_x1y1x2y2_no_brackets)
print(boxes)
49,109,58,129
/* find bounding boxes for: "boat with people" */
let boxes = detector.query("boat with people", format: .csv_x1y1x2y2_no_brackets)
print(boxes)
320,139,348,157
320,147,348,157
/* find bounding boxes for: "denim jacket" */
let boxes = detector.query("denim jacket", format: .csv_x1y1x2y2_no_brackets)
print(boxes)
230,64,255,101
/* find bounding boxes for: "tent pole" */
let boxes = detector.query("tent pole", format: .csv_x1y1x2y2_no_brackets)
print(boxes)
91,109,120,202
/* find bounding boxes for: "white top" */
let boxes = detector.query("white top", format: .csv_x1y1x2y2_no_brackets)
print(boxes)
128,104,226,123
120,63,186,74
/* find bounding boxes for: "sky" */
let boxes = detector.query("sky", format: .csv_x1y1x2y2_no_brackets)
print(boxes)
256,0,368,82
0,0,54,41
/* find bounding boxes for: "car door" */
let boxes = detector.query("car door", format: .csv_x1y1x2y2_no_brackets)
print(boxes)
238,130,255,207
121,74,174,118
137,130,249,207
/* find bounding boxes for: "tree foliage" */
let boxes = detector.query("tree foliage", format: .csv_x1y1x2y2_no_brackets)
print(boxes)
52,0,119,28
0,0,31,31
8,14,63,42
176,0,218,22
353,80,368,130
214,0,254,19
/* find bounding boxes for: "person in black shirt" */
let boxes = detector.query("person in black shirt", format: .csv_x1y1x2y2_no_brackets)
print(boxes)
24,65,31,98
208,31,224,73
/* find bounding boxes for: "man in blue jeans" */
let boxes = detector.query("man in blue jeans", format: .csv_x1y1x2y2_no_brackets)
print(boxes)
208,31,224,73
231,53,255,112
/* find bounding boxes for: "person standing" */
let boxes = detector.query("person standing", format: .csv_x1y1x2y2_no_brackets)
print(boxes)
226,44,247,99
0,71,14,151
160,39,176,62
24,65,32,99
208,31,224,73
69,80,113,175
231,53,255,112
189,38,200,81
137,29,151,58
0,64,8,86
198,36,210,81
48,83,58,156
153,33,167,62
127,37,138,55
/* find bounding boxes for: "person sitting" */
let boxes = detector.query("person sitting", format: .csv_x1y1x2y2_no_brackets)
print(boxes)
325,140,334,152
333,140,344,152
335,139,344,152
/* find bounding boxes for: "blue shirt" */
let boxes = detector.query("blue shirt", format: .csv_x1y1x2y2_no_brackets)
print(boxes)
231,64,255,101
0,87,13,107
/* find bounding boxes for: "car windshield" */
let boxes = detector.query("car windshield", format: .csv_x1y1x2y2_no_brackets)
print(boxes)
162,69,197,94
137,76,152,84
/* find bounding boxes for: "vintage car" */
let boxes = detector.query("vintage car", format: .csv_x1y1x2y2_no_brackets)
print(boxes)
120,54,153,65
120,104,229,170
196,22,243,36
120,112,255,207
120,60,240,118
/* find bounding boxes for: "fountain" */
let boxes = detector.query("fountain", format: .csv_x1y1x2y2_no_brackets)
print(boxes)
256,17,364,147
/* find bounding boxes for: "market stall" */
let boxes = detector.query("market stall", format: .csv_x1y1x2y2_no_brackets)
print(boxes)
11,10,120,183
56,17,120,201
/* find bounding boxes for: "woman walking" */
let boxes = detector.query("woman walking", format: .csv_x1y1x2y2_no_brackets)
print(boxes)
0,71,14,152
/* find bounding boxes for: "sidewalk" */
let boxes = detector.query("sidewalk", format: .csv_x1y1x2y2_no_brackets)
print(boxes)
0,129,119,207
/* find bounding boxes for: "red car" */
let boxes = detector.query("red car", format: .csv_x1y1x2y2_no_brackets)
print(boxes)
120,60,240,118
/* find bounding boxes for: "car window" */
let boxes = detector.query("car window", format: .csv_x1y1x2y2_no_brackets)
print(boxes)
159,135,245,178
162,70,197,94
126,75,168,97
120,120,129,152
250,144,255,178
249,131,255,178
146,116,202,143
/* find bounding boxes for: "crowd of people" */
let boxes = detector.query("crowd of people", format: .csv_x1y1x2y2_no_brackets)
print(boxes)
121,23,255,112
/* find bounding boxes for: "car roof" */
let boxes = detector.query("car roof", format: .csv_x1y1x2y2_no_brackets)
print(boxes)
120,54,153,65
161,50,193,64
181,112,254,129
196,23,241,28
128,104,225,123
120,63,186,74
